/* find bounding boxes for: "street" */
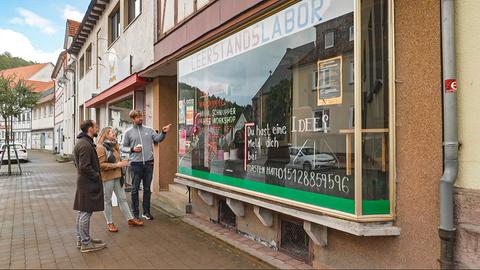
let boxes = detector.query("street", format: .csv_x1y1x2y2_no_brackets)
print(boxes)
0,151,271,269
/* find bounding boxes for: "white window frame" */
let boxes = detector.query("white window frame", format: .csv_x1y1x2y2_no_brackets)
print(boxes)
325,31,334,49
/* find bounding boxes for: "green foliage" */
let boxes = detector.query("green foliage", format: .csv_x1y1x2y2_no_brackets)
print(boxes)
0,52,36,71
0,74,40,119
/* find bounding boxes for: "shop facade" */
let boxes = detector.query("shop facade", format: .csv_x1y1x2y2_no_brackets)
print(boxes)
141,0,444,268
68,0,155,145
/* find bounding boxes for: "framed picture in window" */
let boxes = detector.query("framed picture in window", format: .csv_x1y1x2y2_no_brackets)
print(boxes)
316,56,343,106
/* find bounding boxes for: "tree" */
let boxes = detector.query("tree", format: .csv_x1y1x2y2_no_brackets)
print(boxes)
0,74,39,175
0,52,36,70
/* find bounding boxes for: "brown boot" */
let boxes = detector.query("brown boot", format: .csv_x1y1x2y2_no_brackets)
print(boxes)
107,223,118,232
128,219,144,226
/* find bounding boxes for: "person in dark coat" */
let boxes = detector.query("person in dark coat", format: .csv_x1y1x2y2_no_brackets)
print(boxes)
73,120,107,253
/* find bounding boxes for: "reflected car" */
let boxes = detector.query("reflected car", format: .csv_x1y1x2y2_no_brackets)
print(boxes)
0,143,28,162
288,147,336,171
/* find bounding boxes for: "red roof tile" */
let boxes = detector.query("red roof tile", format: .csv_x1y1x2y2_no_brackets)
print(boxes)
67,19,81,37
0,63,49,81
26,80,54,92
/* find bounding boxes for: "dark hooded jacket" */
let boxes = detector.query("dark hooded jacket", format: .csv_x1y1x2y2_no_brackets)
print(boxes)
73,132,104,212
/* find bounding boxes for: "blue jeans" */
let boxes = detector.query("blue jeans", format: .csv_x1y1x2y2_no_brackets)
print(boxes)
130,161,154,217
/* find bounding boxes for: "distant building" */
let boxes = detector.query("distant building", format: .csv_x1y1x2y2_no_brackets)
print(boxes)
0,63,54,149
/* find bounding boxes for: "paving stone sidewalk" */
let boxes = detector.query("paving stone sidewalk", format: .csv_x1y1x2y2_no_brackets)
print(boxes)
0,151,272,269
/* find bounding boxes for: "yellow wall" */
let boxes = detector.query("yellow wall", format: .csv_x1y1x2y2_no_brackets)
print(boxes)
456,0,480,190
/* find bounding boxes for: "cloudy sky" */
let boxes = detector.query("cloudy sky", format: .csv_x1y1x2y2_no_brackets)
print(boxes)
0,0,90,63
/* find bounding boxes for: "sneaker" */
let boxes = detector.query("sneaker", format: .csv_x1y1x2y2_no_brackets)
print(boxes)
128,219,144,226
142,213,153,220
107,223,118,232
80,242,107,253
77,239,103,249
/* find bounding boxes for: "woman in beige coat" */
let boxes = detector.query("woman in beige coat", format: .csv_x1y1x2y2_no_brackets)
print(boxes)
97,127,143,232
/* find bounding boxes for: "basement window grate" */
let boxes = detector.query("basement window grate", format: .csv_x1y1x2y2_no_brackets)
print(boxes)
280,219,309,261
218,199,236,228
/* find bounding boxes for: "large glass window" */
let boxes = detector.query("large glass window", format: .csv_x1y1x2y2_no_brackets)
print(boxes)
360,0,390,215
178,0,392,219
108,96,133,144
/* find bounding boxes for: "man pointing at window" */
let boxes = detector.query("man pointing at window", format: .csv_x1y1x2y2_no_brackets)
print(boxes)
122,110,172,220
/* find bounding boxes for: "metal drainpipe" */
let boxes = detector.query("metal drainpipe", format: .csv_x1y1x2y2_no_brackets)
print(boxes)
439,0,458,269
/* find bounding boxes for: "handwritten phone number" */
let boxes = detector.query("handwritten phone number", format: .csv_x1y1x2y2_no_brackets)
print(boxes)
265,167,350,194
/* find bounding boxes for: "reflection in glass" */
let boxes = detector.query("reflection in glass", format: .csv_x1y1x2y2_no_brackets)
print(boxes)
179,0,359,213
361,0,390,215
108,96,133,144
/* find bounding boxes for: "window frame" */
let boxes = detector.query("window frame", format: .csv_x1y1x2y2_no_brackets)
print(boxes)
175,0,396,222
85,44,92,73
79,55,85,79
124,0,142,30
109,3,121,46
324,31,335,49
157,0,214,39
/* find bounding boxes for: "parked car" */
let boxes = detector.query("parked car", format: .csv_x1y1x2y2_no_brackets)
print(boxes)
0,143,28,162
288,147,336,171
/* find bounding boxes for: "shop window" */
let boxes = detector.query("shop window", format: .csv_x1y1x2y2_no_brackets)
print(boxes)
178,0,393,220
125,0,142,27
109,4,121,45
108,96,133,143
325,31,335,49
79,55,84,79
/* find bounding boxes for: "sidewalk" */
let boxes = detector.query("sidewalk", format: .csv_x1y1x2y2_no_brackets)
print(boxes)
0,151,272,269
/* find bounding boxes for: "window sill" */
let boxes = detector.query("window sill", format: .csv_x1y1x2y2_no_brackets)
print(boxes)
108,36,120,50
123,13,142,33
175,176,401,237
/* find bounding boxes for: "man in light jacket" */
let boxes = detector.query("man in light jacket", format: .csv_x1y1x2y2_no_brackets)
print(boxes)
122,110,172,220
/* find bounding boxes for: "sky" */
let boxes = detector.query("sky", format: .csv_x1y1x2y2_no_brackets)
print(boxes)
0,0,90,64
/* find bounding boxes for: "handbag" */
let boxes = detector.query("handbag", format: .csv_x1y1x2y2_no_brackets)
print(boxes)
119,167,126,187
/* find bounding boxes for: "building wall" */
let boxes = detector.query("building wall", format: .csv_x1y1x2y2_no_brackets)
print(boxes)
152,76,177,192
455,0,480,190
170,0,444,268
32,102,55,131
63,64,76,155
454,0,480,268
29,64,55,82
76,0,155,108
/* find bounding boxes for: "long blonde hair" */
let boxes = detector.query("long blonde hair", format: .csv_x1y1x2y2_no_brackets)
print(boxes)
97,127,119,151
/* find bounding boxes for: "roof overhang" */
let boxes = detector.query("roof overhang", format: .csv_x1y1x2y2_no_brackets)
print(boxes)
68,0,110,55
85,73,147,108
